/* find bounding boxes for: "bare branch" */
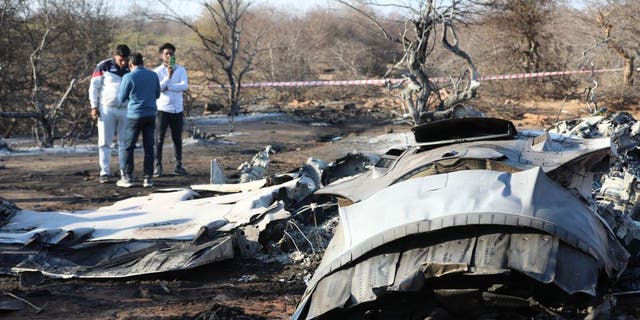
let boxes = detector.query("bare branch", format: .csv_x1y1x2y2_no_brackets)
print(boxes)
50,78,77,120
335,0,399,43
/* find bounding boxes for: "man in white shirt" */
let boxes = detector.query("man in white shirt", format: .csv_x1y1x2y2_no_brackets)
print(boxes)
89,44,130,183
153,43,189,176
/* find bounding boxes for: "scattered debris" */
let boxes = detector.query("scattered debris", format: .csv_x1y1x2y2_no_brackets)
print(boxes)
187,124,218,141
0,146,367,280
548,111,635,138
293,115,640,320
8,113,640,319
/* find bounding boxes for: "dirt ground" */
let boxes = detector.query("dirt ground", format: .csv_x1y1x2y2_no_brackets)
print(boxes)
0,98,636,319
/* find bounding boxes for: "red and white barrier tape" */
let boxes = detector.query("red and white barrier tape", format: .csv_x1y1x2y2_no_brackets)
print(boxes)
477,68,623,81
223,67,624,88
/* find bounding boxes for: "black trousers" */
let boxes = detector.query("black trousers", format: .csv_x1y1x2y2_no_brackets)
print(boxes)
155,110,184,167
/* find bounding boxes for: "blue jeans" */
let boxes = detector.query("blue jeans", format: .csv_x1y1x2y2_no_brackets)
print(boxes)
124,116,155,178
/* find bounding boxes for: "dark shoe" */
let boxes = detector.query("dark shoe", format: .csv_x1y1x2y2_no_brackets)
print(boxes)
143,178,154,188
116,175,133,188
153,165,163,178
99,175,109,184
174,166,189,176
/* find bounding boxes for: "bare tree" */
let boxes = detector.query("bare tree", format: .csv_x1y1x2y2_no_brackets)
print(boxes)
0,0,114,146
478,0,558,74
336,0,480,124
581,0,639,86
0,0,32,136
153,0,263,118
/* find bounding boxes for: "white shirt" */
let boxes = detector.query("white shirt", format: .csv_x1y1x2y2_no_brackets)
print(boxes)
154,64,189,113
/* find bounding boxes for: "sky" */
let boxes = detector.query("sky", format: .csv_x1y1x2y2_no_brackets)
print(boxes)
108,0,334,18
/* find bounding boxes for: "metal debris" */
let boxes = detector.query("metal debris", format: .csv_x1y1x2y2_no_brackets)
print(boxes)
238,145,273,183
0,197,20,226
0,145,367,280
294,115,640,320
548,111,635,138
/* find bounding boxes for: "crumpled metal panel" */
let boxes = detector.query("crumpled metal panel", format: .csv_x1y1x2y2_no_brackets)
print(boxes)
317,132,609,203
554,243,598,295
471,233,510,274
421,237,475,278
324,168,625,277
0,178,307,278
294,167,629,319
306,267,354,320
507,233,558,283
389,247,430,292
349,252,399,305
321,153,380,186
10,236,234,278
295,231,603,319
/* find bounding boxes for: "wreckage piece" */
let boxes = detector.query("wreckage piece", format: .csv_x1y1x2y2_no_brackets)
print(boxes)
0,197,20,226
0,176,310,279
0,189,215,243
12,236,234,279
320,153,380,186
548,112,636,138
192,178,269,193
210,159,227,184
318,118,610,203
412,117,516,145
192,172,300,194
238,145,273,183
293,168,629,319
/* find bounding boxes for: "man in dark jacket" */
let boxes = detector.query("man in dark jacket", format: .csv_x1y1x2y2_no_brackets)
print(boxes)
117,53,161,188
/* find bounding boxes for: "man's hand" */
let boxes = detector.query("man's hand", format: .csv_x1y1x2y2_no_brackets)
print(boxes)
91,108,99,120
167,65,174,78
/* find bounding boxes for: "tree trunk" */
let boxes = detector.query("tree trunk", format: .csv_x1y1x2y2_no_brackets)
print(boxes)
228,86,239,117
623,57,634,86
598,13,634,86
36,115,54,148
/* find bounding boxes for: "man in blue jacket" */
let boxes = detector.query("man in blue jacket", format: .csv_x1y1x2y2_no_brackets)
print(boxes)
117,53,161,188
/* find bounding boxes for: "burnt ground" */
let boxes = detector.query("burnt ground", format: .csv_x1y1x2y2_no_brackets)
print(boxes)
2,100,640,319
0,103,400,320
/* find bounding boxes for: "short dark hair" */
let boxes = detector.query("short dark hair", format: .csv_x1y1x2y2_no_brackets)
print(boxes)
159,43,176,53
130,52,144,66
115,44,130,58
